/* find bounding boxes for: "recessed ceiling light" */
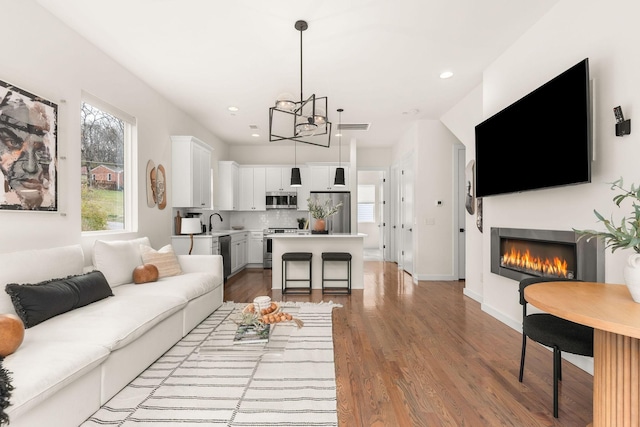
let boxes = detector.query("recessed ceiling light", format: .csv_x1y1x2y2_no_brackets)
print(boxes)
251,133,260,138
228,106,239,112
335,132,342,137
440,71,454,79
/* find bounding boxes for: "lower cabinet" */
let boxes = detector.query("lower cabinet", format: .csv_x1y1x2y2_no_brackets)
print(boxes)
248,231,263,264
230,232,248,274
171,236,217,256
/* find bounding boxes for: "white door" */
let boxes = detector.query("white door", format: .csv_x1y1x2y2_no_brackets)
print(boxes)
456,146,466,280
401,155,414,277
390,164,400,264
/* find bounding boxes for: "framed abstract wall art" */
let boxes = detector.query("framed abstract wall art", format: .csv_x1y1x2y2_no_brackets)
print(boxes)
0,80,57,211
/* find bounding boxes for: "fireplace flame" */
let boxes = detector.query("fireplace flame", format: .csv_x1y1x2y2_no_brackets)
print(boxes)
502,247,569,278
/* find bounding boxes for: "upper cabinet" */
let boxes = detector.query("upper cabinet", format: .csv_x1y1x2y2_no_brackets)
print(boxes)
309,165,349,191
171,136,212,208
238,167,266,211
217,161,239,211
296,166,311,210
265,166,293,192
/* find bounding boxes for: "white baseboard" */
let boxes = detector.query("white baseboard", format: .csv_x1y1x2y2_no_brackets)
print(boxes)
463,287,482,303
414,274,457,281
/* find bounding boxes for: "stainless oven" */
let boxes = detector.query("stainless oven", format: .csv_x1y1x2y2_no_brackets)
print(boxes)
266,192,297,209
263,228,298,268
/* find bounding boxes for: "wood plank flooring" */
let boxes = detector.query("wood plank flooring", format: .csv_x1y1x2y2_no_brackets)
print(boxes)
224,262,593,426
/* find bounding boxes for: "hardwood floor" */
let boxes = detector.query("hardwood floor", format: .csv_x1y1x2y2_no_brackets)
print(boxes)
224,262,593,426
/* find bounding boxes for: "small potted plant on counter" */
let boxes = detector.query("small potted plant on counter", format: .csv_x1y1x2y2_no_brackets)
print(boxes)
297,217,307,230
307,196,342,233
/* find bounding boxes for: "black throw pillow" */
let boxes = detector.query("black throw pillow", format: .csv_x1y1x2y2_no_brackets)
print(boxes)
5,271,113,328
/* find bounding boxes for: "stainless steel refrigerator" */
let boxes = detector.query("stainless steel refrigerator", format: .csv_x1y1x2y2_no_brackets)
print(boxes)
309,191,351,234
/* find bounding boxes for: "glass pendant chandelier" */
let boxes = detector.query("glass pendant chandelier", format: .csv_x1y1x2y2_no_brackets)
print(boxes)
268,20,332,148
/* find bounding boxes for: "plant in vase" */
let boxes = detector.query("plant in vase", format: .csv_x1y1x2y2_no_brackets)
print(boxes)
307,196,343,232
574,177,640,302
297,217,307,229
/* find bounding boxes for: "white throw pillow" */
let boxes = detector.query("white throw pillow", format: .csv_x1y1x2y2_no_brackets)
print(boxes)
92,237,150,287
0,244,85,315
139,244,182,278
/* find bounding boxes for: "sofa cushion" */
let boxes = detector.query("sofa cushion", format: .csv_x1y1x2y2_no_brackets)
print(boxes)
139,244,182,278
114,272,219,302
24,293,186,351
92,237,150,287
0,245,84,316
5,271,113,328
3,339,108,420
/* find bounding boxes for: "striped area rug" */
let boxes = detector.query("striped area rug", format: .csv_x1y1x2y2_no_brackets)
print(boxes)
82,301,340,426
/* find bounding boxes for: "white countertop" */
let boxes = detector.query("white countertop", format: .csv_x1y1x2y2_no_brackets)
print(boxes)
172,229,259,238
268,232,367,238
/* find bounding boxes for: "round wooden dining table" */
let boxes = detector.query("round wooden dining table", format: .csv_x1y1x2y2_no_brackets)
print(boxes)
525,281,640,427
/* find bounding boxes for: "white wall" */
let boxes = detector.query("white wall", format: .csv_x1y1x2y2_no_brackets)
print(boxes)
458,0,640,373
0,0,227,262
229,142,349,165
441,85,484,301
392,120,461,280
357,148,393,168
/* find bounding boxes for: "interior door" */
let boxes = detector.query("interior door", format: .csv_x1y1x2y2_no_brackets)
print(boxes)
401,155,414,276
457,146,466,280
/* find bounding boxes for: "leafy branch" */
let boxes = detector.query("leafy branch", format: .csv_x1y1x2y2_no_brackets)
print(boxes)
574,178,640,253
307,197,343,219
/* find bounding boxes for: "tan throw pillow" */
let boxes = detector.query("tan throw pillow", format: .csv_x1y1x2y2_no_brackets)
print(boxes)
139,244,182,278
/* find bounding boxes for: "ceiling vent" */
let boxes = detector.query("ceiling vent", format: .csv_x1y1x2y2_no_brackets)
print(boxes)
338,123,370,131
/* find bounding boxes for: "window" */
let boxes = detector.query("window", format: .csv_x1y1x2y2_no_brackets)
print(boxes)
81,94,137,232
357,184,376,223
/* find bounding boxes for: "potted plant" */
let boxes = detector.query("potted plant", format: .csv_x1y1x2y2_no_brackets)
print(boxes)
297,217,307,230
574,177,640,302
307,196,343,233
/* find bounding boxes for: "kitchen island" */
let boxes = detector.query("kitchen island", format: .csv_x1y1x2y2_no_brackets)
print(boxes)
270,233,366,291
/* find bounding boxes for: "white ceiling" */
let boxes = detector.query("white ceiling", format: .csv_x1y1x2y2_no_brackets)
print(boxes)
36,0,560,148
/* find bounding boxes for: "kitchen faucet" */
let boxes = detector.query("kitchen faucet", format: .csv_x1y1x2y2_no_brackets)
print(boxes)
208,213,223,232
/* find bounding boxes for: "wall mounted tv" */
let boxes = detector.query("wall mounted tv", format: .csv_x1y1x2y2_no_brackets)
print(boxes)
474,58,591,198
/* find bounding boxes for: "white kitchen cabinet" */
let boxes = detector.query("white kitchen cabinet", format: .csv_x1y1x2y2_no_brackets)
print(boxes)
231,232,248,273
171,136,212,208
239,167,266,211
309,165,349,191
248,231,264,264
265,166,294,192
218,161,239,211
171,235,218,256
297,166,311,210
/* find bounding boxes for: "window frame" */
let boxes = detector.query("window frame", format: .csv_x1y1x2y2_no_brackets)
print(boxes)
81,92,138,234
357,184,376,224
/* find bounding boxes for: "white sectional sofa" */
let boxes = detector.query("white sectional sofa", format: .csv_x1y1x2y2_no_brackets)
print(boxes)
0,237,224,427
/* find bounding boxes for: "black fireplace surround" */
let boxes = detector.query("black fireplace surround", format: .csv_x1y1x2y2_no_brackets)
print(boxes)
491,227,604,283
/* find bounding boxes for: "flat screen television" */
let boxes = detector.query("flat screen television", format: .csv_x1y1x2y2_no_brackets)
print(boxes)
474,58,592,198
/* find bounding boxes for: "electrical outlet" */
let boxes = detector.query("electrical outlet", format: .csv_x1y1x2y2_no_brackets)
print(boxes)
425,218,435,225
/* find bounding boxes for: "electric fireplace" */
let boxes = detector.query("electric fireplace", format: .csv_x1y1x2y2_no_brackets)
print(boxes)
491,227,604,282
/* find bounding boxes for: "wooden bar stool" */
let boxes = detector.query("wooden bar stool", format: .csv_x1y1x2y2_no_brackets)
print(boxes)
282,252,313,294
321,252,352,294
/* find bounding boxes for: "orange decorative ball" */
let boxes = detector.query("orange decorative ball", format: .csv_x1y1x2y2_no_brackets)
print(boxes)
133,264,159,284
0,314,25,357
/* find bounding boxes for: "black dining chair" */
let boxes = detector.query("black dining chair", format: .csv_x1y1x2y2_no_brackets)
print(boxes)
518,277,593,418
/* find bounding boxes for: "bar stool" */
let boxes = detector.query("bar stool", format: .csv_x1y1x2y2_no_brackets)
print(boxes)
282,252,313,294
321,252,352,294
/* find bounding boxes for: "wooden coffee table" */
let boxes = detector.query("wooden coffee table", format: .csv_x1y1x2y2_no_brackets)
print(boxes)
525,281,640,427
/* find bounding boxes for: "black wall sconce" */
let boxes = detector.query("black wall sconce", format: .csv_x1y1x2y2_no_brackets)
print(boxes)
614,106,631,136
